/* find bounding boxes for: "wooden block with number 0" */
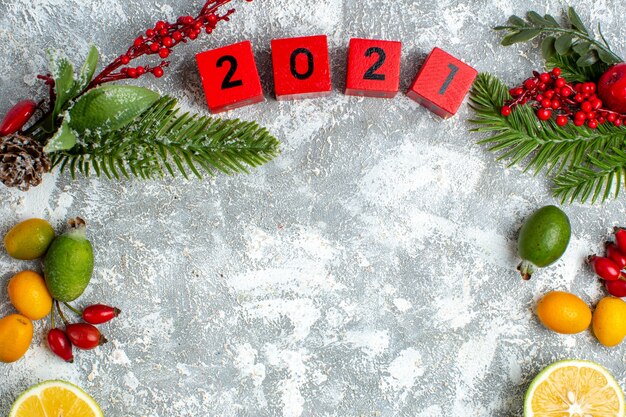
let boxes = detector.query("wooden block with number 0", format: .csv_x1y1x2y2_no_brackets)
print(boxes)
196,40,265,114
345,38,402,98
271,35,332,101
406,47,477,118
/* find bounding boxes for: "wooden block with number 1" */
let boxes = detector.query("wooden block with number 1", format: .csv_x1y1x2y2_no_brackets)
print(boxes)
406,47,477,118
196,40,265,114
345,38,402,98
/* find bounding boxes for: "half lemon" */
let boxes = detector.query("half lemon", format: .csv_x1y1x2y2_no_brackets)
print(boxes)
9,380,103,417
525,360,624,417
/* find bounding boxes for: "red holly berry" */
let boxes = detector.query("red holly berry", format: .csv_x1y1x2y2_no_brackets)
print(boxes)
589,255,622,281
0,99,38,136
66,323,107,350
537,108,552,121
551,68,562,77
556,115,568,127
159,48,170,59
606,279,626,298
153,67,165,78
47,328,74,362
82,304,121,325
500,106,512,116
607,243,626,269
587,119,598,129
539,73,551,83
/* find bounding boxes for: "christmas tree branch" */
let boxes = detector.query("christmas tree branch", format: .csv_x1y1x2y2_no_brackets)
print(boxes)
470,73,626,203
49,96,281,180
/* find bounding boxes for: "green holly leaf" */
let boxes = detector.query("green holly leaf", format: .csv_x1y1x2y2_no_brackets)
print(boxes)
69,85,160,133
77,45,99,92
44,120,77,153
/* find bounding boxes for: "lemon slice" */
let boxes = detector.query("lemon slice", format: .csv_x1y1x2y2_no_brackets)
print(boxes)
9,380,103,417
525,360,625,417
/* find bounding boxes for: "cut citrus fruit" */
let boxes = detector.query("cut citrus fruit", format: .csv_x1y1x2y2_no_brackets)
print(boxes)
9,380,103,417
525,360,625,417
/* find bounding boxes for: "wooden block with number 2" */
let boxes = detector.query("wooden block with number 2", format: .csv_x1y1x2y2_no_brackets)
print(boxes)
196,40,265,114
407,47,477,118
345,38,402,98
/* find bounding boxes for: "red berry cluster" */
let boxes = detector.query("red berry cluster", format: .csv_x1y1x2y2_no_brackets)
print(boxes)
48,302,120,363
86,0,252,88
588,228,626,298
500,68,626,129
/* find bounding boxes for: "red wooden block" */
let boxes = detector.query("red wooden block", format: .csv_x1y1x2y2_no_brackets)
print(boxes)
196,40,264,114
271,35,332,101
345,38,402,98
406,47,477,118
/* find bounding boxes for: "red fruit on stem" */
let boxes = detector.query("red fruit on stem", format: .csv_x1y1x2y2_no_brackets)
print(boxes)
556,115,568,127
0,99,38,136
606,243,626,269
66,323,107,350
537,108,552,121
47,328,74,363
82,304,121,325
598,63,626,114
615,227,626,253
606,279,626,298
589,255,622,281
500,106,511,116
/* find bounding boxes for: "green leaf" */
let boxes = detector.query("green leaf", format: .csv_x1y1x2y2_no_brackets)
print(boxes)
572,41,591,55
508,15,526,27
44,120,77,153
50,96,281,180
568,7,588,34
47,52,76,130
597,47,618,64
501,29,542,46
544,14,559,27
541,36,557,60
576,49,599,67
555,34,574,55
77,45,99,91
526,11,546,26
69,85,160,133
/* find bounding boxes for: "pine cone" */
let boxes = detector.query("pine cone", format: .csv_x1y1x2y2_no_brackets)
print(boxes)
0,134,50,191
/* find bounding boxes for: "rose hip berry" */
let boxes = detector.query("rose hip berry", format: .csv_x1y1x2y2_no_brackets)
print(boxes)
589,255,622,281
607,243,626,269
82,304,121,325
0,100,38,136
66,323,107,350
615,227,626,254
606,280,626,298
47,328,74,363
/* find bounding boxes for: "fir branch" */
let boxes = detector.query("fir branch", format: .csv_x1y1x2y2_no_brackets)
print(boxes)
494,8,623,81
470,73,626,203
545,54,609,83
49,96,281,180
553,147,626,204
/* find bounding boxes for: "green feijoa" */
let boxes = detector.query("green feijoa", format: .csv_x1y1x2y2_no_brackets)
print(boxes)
44,218,94,302
517,205,571,280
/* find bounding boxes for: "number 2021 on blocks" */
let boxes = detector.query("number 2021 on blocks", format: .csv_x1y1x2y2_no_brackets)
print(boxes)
196,35,477,118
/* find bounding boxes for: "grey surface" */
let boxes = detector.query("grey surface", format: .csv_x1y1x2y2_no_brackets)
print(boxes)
1,0,626,416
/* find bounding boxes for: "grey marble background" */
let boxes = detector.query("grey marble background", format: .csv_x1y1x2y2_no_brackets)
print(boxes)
1,0,626,416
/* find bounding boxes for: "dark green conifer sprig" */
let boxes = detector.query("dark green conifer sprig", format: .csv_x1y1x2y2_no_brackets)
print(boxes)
50,97,281,180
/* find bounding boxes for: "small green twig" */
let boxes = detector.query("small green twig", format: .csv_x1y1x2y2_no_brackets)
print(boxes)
63,302,82,317
56,301,70,326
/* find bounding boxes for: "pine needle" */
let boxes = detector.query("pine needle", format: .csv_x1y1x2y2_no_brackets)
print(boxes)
49,96,281,180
